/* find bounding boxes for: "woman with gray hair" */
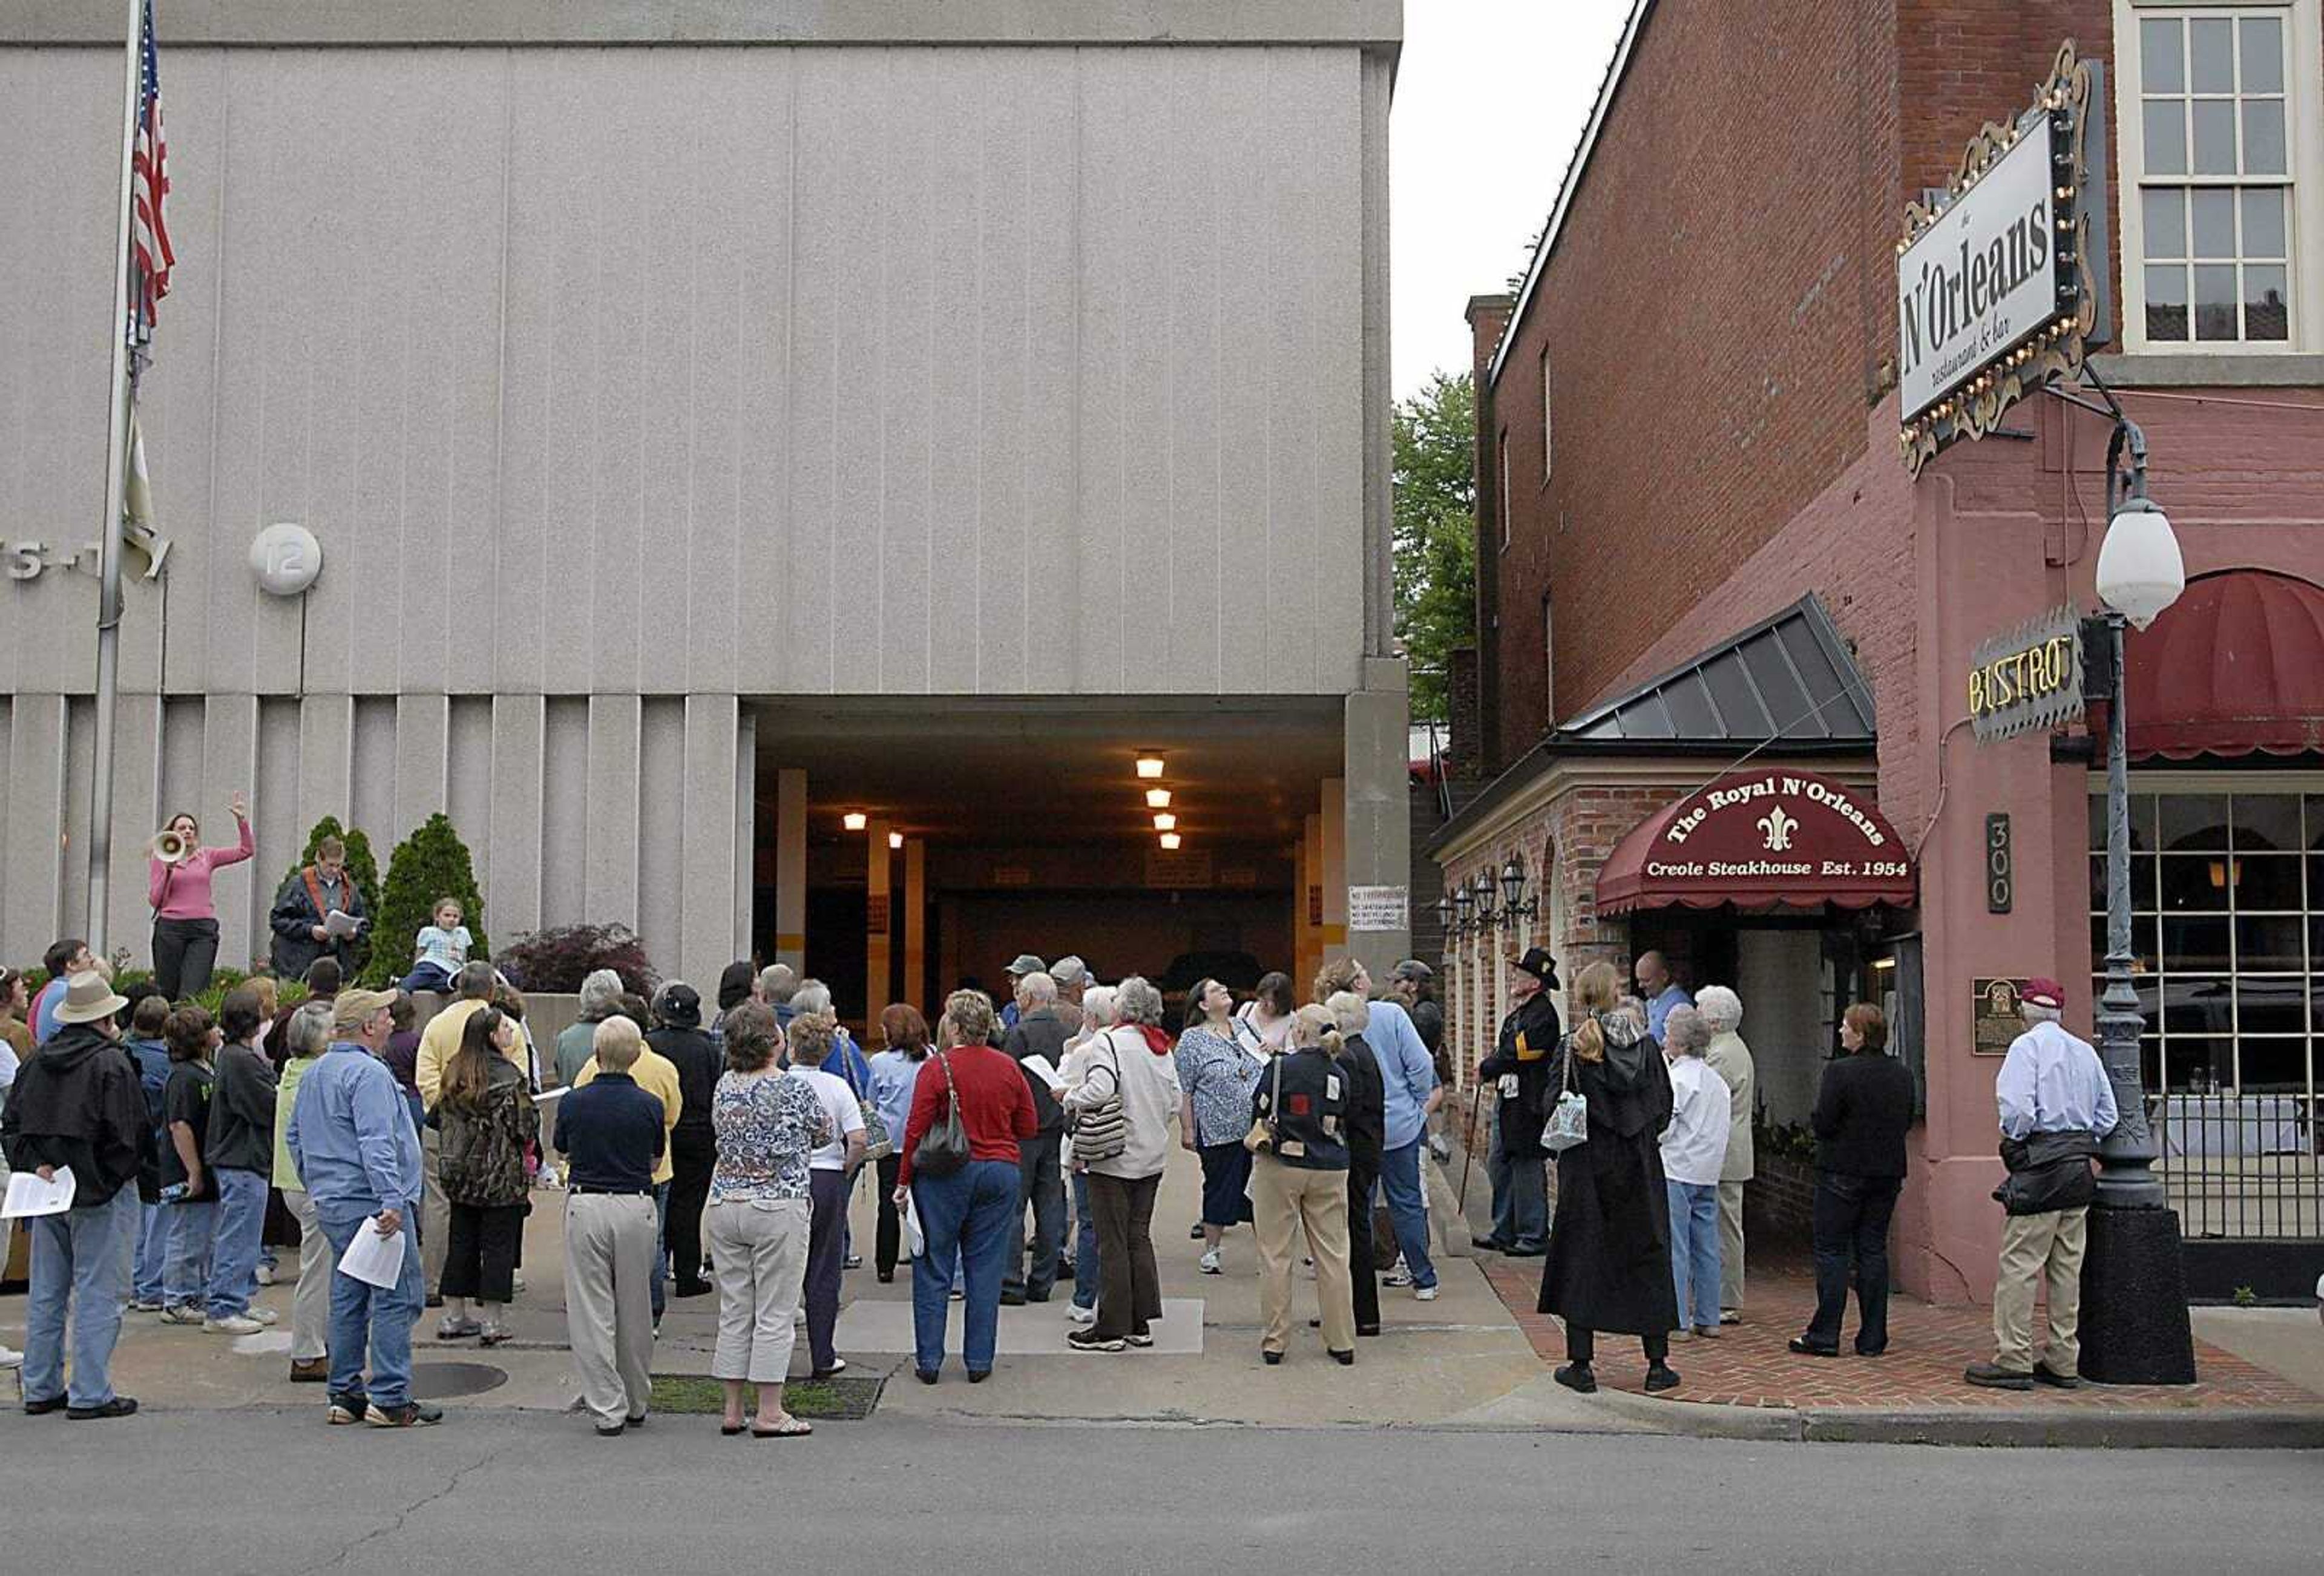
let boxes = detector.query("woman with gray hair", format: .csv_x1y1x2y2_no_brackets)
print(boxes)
1326,991,1386,1337
555,970,626,1088
1658,1006,1731,1339
1060,984,1120,1324
271,999,338,1384
1060,976,1180,1352
1693,985,1753,1324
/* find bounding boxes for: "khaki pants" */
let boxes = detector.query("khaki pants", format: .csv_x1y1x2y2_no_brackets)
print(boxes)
564,1192,657,1427
420,1126,449,1296
1992,1205,2089,1376
1716,1180,1747,1312
284,1187,332,1362
704,1197,810,1385
1252,1157,1355,1356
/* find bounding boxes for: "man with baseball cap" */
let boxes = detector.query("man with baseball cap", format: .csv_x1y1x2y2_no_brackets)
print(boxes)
287,987,436,1426
2,971,146,1418
999,954,1046,1032
1965,977,2118,1391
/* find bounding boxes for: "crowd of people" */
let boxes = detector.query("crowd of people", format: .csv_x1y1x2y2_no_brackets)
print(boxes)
0,821,2127,1422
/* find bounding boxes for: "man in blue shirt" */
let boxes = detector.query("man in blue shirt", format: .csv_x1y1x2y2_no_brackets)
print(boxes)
1968,979,2118,1392
998,954,1045,1032
556,1016,666,1436
1319,958,1442,1299
1635,951,1692,1042
287,988,435,1428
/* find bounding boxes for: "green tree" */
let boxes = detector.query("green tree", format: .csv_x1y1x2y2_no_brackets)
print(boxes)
274,815,382,975
1393,369,1479,723
362,813,489,988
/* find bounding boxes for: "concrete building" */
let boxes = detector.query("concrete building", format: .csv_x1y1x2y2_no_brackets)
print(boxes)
1437,0,2324,1301
0,2,1409,1006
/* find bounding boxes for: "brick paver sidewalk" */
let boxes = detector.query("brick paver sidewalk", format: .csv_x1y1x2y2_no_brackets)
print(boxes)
1482,1254,2320,1412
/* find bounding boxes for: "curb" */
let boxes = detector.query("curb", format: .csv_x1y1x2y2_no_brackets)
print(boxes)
1578,1384,2324,1448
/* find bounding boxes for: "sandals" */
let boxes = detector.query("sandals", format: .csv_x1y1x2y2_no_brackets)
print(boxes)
478,1325,512,1348
435,1318,481,1341
750,1415,813,1439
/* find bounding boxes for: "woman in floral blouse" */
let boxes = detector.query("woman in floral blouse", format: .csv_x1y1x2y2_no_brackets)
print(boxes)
1175,979,1263,1275
704,1002,830,1437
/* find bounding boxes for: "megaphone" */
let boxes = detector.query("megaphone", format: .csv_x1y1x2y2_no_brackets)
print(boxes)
151,828,191,865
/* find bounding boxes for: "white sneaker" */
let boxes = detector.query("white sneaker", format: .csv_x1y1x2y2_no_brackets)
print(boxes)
1413,1284,1440,1302
1198,1249,1223,1276
251,1307,280,1325
511,1271,527,1296
1067,1304,1097,1325
255,1264,278,1287
205,1314,266,1336
0,1343,21,1369
159,1304,205,1325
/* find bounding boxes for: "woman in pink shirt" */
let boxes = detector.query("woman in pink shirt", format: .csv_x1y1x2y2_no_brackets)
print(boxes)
149,791,252,1001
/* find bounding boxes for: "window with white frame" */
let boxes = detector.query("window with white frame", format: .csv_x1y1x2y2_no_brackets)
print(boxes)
2117,2,2322,350
1539,346,1554,482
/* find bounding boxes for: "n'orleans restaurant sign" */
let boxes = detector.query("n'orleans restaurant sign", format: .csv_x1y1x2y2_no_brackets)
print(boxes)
1898,41,2107,475
1596,771,1917,913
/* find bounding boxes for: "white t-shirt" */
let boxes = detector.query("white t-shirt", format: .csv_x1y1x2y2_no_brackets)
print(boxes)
791,1065,867,1171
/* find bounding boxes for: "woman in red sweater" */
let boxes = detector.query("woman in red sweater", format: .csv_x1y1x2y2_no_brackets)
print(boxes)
148,792,252,1002
893,990,1036,1386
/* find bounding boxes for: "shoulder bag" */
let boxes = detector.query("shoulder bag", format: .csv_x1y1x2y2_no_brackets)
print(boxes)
910,1051,971,1178
1068,1033,1129,1163
1540,1043,1589,1155
1242,1051,1285,1154
841,1051,894,1163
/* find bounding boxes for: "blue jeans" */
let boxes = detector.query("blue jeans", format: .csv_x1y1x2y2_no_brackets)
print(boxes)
207,1169,269,1319
133,1201,169,1304
1487,1115,1548,1250
1666,1180,1722,1332
1070,1169,1101,1310
22,1189,136,1409
650,1180,671,1319
910,1158,1018,1375
400,962,456,994
319,1207,424,1410
1376,1140,1437,1289
164,1198,217,1308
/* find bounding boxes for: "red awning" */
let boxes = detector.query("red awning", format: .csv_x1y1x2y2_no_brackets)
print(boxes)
1595,770,1917,914
2124,570,2324,760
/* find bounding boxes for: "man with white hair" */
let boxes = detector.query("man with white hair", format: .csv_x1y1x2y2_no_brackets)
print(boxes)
1001,971,1071,1304
1695,985,1754,1324
760,964,799,1029
1966,978,2118,1391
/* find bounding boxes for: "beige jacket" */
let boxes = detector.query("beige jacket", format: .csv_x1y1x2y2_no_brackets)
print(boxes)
1702,1030,1755,1182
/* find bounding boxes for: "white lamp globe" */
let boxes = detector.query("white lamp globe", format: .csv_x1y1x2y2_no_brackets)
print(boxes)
2095,496,2185,630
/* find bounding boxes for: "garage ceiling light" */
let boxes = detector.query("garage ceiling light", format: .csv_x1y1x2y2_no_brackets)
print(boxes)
888,831,904,850
1145,788,1171,809
842,812,867,832
1159,831,1183,850
1153,812,1176,831
1135,755,1166,779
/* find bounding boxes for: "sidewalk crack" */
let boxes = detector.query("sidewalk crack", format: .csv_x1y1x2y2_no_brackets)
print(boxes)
276,1448,496,1575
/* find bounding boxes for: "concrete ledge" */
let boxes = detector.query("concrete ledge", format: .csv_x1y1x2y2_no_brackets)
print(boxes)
1578,1388,2324,1448
2086,352,2324,389
4,0,1404,48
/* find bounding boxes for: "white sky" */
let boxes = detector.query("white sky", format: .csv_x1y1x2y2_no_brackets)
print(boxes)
1390,0,1635,397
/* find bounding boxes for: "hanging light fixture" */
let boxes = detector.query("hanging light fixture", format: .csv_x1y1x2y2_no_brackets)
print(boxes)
1153,813,1176,831
1159,831,1183,851
888,831,904,850
1146,788,1172,809
1135,755,1166,780
842,812,867,832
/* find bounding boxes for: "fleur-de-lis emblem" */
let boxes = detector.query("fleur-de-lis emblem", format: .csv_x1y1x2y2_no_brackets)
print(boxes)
1758,806,1796,852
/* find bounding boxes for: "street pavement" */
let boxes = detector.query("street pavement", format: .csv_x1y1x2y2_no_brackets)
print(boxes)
6,1407,2322,1574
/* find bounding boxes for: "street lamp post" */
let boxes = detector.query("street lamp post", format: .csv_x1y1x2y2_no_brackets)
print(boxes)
2079,412,2198,1385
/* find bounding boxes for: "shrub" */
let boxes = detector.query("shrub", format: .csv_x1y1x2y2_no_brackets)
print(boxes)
274,816,383,973
495,924,658,996
362,813,488,988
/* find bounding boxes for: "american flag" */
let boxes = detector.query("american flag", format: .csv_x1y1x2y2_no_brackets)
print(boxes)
129,0,172,347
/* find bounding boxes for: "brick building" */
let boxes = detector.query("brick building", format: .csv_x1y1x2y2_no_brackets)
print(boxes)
1435,0,2324,1303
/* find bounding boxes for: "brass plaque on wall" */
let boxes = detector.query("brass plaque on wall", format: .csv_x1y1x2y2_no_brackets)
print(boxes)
1972,977,2029,1056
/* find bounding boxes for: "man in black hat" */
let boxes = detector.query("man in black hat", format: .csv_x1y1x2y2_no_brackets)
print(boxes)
1474,948,1561,1255
646,982,721,1298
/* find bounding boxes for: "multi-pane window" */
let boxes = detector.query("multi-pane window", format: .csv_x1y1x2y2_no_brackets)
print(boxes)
2135,9,2293,343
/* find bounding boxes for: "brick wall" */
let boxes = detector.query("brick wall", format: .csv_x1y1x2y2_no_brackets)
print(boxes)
1446,645,1481,780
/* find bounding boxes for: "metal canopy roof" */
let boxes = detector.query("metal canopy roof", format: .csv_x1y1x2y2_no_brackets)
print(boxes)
1555,594,1876,747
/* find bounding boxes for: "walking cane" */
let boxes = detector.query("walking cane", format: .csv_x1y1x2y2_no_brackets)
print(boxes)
1456,1080,1485,1214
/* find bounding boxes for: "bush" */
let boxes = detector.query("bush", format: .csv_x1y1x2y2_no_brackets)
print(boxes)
362,813,488,988
274,816,382,974
495,924,657,996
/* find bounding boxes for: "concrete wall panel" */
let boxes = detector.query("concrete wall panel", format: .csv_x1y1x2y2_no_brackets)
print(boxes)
680,693,741,979
392,692,450,844
539,695,591,927
253,696,303,961
637,697,687,968
487,693,547,944
583,694,640,926
4,698,68,953
197,692,261,960
294,692,354,833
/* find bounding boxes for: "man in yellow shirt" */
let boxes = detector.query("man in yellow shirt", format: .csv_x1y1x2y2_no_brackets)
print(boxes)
572,1028,682,1325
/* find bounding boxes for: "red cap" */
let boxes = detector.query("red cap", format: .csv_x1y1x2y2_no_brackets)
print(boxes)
2021,977,2065,1010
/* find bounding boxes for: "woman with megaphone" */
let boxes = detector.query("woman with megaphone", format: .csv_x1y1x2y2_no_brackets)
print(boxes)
148,790,252,1001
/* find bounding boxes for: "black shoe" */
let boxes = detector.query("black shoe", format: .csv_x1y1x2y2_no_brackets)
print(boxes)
877,1269,895,1284
595,1420,626,1437
915,1368,939,1385
1356,1324,1382,1338
1963,1362,2035,1391
365,1400,444,1428
1059,1258,1076,1282
1552,1362,1596,1394
66,1397,139,1420
1126,1330,1153,1348
1643,1363,1681,1393
1025,1290,1051,1304
842,1255,862,1270
1854,1345,1888,1359
327,1393,369,1425
1067,1330,1125,1353
967,1369,991,1384
672,1280,714,1299
626,1414,648,1428
999,1289,1028,1306
1330,1349,1354,1366
1262,1350,1283,1365
1474,1236,1512,1253
23,1395,68,1417
1503,1243,1547,1258
424,1293,444,1310
2032,1362,2082,1390
1190,1223,1205,1240
1788,1338,1842,1358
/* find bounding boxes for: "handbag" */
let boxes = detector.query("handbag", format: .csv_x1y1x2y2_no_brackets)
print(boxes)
841,1051,894,1163
910,1051,972,1178
1243,1052,1285,1154
1540,1043,1590,1155
1068,1034,1129,1163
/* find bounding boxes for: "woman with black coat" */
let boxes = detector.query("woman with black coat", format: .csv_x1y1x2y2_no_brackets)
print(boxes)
1325,991,1386,1338
1538,960,1682,1394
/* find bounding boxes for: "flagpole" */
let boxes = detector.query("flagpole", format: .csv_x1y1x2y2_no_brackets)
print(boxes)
86,0,146,962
